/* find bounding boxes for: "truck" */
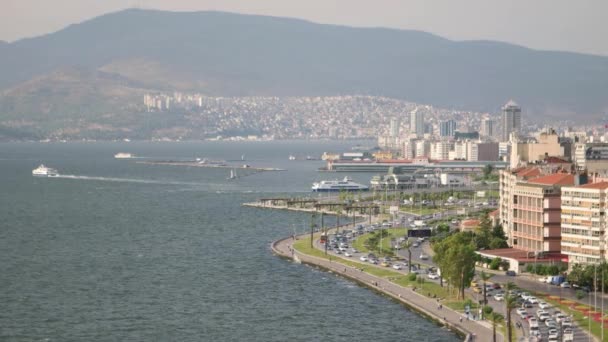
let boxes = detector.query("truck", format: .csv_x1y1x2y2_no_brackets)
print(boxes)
550,275,565,285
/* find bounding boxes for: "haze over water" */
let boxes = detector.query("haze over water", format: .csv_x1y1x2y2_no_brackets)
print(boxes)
0,141,459,341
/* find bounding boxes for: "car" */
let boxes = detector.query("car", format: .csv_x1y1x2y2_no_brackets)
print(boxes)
529,317,539,328
359,256,368,262
505,270,517,276
539,302,551,309
520,292,531,300
548,329,559,339
494,294,504,301
528,297,539,304
369,259,378,265
539,313,551,322
545,319,557,328
428,273,440,280
412,242,420,248
351,248,359,253
392,264,403,270
561,319,573,328
492,283,502,290
516,308,527,316
537,309,549,317
344,252,352,257
420,254,429,260
560,281,571,288
334,250,342,254
521,301,533,308
529,329,541,338
473,286,482,293
555,313,566,323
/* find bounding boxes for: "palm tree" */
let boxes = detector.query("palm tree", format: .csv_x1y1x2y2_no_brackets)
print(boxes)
488,312,504,342
403,240,413,273
480,271,492,305
504,282,518,342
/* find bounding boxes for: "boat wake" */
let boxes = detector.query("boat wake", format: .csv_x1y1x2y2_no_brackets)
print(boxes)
53,174,199,186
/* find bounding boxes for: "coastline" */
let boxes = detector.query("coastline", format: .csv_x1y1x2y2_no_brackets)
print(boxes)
270,233,496,342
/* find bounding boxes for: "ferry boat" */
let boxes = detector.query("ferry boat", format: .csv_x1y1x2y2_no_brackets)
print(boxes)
114,152,133,159
32,164,59,177
311,177,368,192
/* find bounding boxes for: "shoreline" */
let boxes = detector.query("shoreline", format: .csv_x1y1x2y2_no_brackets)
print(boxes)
270,233,493,342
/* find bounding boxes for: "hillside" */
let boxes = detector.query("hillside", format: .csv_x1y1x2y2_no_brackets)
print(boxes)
0,8,607,139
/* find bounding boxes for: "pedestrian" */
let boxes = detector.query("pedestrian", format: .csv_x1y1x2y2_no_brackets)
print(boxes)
459,316,463,323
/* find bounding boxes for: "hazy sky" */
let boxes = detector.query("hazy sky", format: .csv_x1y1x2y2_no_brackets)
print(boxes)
2,0,607,56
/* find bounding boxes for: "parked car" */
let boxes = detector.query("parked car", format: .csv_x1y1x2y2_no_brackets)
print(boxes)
344,252,352,257
505,270,517,276
428,273,440,280
359,256,368,262
420,254,429,260
392,264,403,270
560,282,571,288
494,294,504,301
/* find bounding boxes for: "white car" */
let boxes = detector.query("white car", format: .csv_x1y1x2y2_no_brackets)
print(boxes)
555,313,566,323
560,282,571,288
527,296,539,304
420,254,429,260
428,273,440,280
359,256,368,262
520,292,531,300
539,302,551,309
539,313,551,322
344,252,352,257
351,248,359,253
548,329,559,339
494,294,504,301
392,264,403,270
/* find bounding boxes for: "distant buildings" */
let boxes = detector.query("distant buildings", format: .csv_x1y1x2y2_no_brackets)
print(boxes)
439,120,456,137
510,129,563,168
410,109,425,137
501,100,522,142
480,117,494,139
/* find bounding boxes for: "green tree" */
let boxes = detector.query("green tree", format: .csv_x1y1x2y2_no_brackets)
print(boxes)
433,232,476,299
504,282,518,342
483,164,494,179
436,223,450,234
489,257,502,270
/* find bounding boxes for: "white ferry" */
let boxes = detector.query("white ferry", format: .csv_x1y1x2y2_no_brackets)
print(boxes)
311,177,368,192
32,164,59,177
114,152,133,159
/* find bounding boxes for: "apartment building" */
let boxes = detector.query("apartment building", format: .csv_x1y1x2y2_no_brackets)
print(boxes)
500,167,583,253
561,182,608,266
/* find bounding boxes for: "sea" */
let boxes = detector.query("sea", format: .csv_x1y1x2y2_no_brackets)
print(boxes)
0,140,459,342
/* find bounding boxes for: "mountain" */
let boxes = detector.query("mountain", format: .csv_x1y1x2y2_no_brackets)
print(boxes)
0,8,607,137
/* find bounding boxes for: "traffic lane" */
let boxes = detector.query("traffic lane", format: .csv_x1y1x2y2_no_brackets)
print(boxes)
490,274,608,310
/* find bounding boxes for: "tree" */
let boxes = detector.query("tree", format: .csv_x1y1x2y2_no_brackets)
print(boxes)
480,271,492,304
483,164,494,179
489,257,502,270
504,282,518,342
488,312,504,342
433,232,476,299
436,223,450,234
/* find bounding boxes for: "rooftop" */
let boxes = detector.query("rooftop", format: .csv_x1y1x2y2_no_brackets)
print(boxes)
577,181,608,190
528,173,575,186
477,248,567,263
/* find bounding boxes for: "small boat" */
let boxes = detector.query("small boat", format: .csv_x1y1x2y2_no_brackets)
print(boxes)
32,164,59,177
288,155,296,161
227,169,237,180
114,152,133,159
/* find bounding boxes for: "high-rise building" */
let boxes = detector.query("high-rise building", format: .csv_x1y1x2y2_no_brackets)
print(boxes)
561,182,608,266
501,100,522,142
410,109,425,137
439,120,457,137
390,118,400,138
481,118,494,138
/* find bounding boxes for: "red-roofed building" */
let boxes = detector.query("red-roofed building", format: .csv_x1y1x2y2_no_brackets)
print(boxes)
500,167,587,255
460,219,480,233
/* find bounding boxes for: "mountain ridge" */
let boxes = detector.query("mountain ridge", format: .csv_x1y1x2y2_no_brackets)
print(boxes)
0,8,607,134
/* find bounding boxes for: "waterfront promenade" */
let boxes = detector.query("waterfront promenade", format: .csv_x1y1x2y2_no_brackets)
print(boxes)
271,234,499,342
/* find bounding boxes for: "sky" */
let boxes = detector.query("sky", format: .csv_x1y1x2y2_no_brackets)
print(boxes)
1,0,607,56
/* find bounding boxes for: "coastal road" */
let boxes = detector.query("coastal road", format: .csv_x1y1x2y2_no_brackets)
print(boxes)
274,235,498,341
